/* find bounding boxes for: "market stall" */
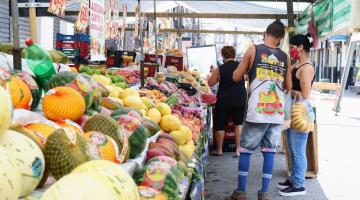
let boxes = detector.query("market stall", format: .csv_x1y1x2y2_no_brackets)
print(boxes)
0,40,215,199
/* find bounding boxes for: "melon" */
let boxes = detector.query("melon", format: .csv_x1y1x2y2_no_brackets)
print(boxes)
119,88,140,99
14,70,42,111
170,130,186,145
123,96,143,110
141,97,155,109
155,103,171,116
179,125,192,143
42,86,86,121
83,114,129,163
47,72,94,109
0,86,12,136
0,146,21,200
8,75,33,109
147,108,162,124
159,115,181,132
118,114,148,158
0,130,45,197
56,119,84,135
25,123,56,141
84,131,120,163
72,160,140,200
133,161,180,199
40,173,118,200
44,128,93,180
138,186,168,200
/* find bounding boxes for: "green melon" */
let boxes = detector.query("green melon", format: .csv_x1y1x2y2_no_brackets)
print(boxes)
118,114,148,159
44,128,93,180
83,114,130,162
133,160,180,199
142,118,160,137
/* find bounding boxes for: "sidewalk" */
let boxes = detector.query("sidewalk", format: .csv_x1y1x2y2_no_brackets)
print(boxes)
205,92,360,200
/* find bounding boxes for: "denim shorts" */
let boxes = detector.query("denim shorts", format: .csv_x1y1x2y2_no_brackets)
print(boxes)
239,121,282,153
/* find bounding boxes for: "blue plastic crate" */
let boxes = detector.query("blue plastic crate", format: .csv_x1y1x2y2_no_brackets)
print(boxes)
74,34,91,42
56,33,75,41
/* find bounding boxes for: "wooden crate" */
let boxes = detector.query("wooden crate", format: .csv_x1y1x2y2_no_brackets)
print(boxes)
282,123,319,178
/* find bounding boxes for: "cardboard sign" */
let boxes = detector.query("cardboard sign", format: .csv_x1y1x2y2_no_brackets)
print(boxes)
90,0,106,61
75,0,89,33
48,0,66,17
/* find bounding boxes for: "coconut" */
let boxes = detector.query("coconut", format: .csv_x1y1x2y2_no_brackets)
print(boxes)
44,128,95,180
72,160,140,200
40,173,118,200
0,130,45,197
0,146,21,200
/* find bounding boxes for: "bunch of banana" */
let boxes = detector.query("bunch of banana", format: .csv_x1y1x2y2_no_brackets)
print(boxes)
290,102,314,133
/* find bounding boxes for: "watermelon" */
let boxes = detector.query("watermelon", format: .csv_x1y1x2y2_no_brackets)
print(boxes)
147,156,186,176
12,70,42,111
133,161,180,199
111,107,143,120
48,71,94,109
142,118,160,137
118,114,148,158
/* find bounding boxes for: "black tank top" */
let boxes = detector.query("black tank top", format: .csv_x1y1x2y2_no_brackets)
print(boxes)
216,60,247,107
292,63,315,92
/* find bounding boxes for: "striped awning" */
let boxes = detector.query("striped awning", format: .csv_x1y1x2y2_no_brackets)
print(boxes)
333,0,351,31
295,0,333,37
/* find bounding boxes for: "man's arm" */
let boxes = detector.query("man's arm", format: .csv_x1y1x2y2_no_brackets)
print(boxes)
207,68,220,87
233,46,255,82
284,59,292,91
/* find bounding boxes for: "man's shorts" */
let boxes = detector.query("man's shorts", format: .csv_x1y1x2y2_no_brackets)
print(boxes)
239,121,282,153
213,106,246,131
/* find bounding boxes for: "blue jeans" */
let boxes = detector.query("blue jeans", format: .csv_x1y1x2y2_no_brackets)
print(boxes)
286,128,308,188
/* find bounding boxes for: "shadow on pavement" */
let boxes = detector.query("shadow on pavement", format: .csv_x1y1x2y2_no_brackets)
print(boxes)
205,150,328,200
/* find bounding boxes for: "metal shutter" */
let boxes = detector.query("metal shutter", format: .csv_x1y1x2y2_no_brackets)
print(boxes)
0,0,10,43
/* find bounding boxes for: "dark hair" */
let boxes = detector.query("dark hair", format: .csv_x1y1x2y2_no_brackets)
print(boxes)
290,33,312,53
266,20,286,39
221,46,236,59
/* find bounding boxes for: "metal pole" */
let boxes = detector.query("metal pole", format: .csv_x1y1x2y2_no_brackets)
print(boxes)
29,0,38,43
286,0,295,38
333,40,356,114
138,0,145,87
154,0,159,72
11,0,22,70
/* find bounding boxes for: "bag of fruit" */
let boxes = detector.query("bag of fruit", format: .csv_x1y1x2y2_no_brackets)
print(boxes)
290,95,315,133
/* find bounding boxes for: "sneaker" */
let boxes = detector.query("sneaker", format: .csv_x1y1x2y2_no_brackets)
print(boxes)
224,190,246,200
279,186,306,197
277,179,293,189
258,191,270,200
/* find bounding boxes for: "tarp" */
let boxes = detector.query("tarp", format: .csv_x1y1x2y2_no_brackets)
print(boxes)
295,0,333,37
333,0,351,31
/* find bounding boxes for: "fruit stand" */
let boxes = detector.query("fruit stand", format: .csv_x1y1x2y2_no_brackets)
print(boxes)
0,47,215,199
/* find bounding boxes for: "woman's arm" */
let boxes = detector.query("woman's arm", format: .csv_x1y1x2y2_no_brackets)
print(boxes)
298,65,315,99
207,68,220,87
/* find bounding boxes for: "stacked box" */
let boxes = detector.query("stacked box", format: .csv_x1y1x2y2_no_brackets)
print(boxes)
56,33,90,58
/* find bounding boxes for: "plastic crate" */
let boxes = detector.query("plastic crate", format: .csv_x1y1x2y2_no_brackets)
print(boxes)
145,54,163,65
57,49,77,57
165,56,183,71
74,34,91,42
144,63,157,77
56,33,75,41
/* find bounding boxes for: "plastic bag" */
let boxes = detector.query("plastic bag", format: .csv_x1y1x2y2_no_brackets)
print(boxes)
282,91,292,130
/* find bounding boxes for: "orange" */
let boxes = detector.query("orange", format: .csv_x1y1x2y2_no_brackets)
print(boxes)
42,86,85,121
84,131,120,163
8,76,32,109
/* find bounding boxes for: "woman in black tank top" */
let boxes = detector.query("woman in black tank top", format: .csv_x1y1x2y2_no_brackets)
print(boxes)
208,46,247,156
278,34,316,197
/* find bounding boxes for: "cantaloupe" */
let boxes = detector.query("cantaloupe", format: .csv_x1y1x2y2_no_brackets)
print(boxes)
0,146,21,200
123,96,143,110
147,108,161,124
72,160,140,200
179,125,192,143
84,131,120,163
119,88,140,99
40,173,118,200
0,86,12,136
155,103,171,116
8,75,33,109
42,86,85,121
0,130,45,197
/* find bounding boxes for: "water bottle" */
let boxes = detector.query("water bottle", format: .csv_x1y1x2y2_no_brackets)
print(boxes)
25,38,56,90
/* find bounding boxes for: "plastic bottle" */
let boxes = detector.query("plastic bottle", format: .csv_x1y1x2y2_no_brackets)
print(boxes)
25,38,56,90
